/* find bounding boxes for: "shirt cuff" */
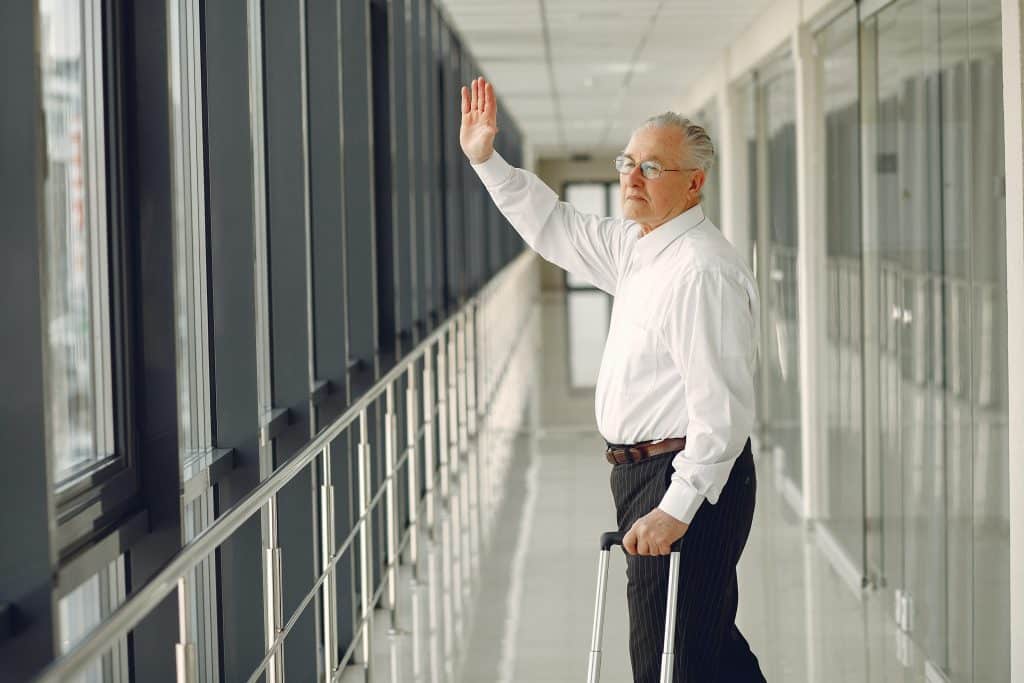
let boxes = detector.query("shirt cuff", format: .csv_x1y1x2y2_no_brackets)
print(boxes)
471,151,513,189
658,479,706,525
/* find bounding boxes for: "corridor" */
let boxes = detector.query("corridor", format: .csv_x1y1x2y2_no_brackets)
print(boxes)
344,289,963,683
3,0,1021,681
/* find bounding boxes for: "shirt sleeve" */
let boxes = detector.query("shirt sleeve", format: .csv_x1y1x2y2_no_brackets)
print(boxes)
657,269,758,525
471,152,630,294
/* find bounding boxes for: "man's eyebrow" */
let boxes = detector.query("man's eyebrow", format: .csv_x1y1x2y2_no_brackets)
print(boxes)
614,151,663,162
620,152,665,164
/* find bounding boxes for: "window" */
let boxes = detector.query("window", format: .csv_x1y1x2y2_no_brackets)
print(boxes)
41,0,140,575
39,2,141,665
564,182,619,289
562,182,616,387
40,0,116,487
57,557,128,682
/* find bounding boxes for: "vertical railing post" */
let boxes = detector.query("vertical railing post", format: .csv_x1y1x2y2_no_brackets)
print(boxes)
465,307,482,576
175,576,198,683
466,305,478,438
320,444,338,680
384,384,399,632
358,409,374,681
455,314,473,600
423,346,437,537
406,364,420,582
436,337,450,500
447,325,460,479
436,339,456,671
477,299,490,539
445,321,464,644
456,313,469,454
263,496,284,683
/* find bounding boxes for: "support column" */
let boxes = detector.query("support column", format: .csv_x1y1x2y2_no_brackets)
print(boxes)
717,52,754,269
1001,0,1024,677
792,25,827,521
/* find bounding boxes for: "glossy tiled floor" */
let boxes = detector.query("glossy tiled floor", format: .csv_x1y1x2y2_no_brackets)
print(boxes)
338,292,961,683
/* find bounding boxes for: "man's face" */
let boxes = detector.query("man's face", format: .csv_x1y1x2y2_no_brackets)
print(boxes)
619,126,704,228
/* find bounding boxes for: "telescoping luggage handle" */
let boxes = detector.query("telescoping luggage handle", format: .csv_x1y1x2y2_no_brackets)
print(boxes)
587,531,683,683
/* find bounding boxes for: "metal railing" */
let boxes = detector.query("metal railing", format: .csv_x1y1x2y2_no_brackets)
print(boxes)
37,252,539,683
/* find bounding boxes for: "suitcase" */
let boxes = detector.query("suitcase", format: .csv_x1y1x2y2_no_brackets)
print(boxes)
586,531,682,683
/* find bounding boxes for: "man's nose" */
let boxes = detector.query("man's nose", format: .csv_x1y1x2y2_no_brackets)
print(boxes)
627,165,646,184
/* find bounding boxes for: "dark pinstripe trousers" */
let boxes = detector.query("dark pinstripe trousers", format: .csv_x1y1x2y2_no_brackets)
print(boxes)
609,439,766,682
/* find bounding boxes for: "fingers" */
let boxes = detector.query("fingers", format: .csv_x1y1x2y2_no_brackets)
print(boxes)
484,81,496,121
624,524,674,556
463,77,494,111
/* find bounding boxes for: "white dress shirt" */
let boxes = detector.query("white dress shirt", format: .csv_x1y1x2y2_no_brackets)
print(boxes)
473,152,760,525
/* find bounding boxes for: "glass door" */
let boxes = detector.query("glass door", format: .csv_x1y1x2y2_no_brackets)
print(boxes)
817,6,865,577
870,0,949,672
865,0,1011,679
756,60,803,506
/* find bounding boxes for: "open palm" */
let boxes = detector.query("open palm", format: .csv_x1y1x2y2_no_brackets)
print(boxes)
460,77,499,164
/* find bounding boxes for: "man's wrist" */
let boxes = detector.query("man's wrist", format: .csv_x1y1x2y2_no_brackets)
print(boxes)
658,480,705,526
470,151,512,188
468,150,494,166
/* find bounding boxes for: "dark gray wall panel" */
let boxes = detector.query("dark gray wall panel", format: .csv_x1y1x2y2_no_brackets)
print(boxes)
124,3,183,680
0,3,58,678
307,0,349,423
263,1,317,679
340,0,380,396
203,0,264,677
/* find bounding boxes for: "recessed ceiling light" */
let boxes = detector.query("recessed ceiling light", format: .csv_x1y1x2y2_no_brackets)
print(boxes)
599,62,652,74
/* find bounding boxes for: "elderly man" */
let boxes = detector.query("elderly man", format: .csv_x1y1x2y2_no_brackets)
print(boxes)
460,77,766,682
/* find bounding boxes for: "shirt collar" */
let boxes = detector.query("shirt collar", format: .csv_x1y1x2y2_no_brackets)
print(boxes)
633,204,706,266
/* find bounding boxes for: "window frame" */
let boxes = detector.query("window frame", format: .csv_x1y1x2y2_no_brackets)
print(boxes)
43,0,142,562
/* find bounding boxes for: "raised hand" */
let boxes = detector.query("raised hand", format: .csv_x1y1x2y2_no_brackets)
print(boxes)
460,77,498,165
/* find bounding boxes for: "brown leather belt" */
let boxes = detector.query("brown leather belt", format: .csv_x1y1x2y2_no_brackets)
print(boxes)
605,437,687,465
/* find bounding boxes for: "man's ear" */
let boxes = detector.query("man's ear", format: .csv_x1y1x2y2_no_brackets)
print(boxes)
689,170,706,196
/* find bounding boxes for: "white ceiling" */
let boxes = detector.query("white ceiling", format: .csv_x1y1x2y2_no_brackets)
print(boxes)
438,0,776,156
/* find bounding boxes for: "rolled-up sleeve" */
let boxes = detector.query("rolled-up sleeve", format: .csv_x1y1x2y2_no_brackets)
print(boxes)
471,152,630,294
657,269,758,525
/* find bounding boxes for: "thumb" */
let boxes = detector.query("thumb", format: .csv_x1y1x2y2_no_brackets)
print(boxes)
623,527,637,555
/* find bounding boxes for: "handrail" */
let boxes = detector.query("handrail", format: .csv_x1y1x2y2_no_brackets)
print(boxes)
35,250,535,682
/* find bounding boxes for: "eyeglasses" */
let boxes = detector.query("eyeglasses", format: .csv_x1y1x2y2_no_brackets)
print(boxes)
614,155,697,180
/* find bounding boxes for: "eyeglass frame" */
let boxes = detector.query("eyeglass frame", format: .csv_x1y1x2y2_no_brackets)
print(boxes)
614,154,699,180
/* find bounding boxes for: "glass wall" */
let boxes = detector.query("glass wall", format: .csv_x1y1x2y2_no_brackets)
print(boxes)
730,7,1009,677
758,57,803,502
736,76,763,433
817,7,865,575
960,3,1010,679
861,0,1009,678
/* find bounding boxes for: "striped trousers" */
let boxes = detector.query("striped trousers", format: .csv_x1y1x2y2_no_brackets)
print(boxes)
609,439,766,682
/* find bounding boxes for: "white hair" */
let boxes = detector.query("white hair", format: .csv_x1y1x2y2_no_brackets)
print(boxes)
639,112,715,172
